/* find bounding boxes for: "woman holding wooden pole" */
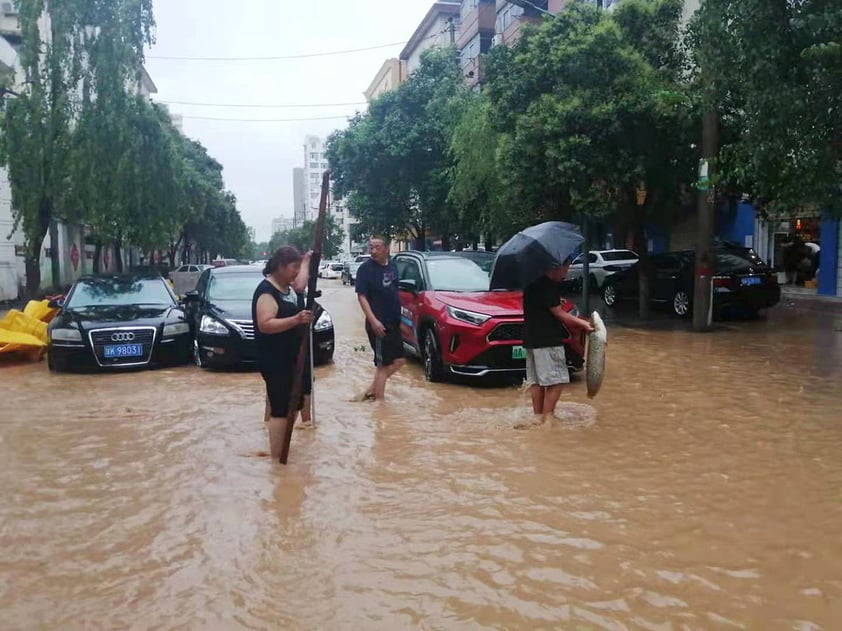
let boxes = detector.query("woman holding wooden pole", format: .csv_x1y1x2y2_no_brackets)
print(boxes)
252,246,313,462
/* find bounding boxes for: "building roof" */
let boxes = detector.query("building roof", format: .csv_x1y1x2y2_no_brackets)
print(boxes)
399,2,460,61
364,58,401,101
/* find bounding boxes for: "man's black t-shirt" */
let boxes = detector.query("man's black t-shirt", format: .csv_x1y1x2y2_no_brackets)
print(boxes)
522,276,570,349
355,258,401,326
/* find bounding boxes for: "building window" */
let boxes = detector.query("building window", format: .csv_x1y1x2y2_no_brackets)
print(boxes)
310,162,319,169
497,3,524,33
310,152,318,159
460,0,479,21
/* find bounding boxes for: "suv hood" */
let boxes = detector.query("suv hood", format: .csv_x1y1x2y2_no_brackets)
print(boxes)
435,291,523,317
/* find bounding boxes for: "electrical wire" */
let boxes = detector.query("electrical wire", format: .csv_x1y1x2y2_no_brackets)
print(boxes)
158,99,366,109
178,113,354,123
147,37,432,62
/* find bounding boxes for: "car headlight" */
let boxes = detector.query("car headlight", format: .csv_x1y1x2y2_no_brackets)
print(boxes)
163,322,190,337
200,315,229,336
51,327,82,342
314,311,333,332
446,306,492,326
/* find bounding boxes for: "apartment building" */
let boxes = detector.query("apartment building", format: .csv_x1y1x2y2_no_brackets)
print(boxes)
302,135,330,222
400,2,461,78
271,217,295,235
364,58,404,103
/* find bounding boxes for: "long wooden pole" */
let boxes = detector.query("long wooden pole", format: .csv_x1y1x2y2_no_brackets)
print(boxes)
279,171,330,465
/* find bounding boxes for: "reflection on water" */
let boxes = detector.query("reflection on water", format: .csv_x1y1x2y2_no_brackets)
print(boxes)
1,284,841,629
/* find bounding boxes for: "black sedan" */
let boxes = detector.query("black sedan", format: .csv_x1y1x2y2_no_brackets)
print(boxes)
47,275,193,372
183,266,335,369
601,246,781,318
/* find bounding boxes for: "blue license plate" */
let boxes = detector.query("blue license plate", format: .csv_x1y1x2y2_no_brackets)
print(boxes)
741,276,762,286
103,344,144,358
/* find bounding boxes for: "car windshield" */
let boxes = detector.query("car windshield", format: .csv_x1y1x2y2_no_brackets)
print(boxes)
602,250,638,261
208,273,263,301
330,263,344,271
67,278,174,308
427,258,492,292
456,252,495,274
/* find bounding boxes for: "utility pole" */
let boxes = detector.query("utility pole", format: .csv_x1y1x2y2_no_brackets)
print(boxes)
581,218,590,315
692,109,719,332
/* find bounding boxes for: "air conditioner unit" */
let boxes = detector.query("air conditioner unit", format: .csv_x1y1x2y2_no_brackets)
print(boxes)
492,34,503,47
1,2,18,15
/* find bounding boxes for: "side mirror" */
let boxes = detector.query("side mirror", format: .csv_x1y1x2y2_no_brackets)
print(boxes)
48,298,64,309
399,279,418,294
183,291,199,301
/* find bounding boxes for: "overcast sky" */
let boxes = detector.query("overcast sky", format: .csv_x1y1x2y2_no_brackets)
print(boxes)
145,0,438,241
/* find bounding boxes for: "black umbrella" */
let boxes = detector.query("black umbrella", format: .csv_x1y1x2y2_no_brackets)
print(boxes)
490,221,584,290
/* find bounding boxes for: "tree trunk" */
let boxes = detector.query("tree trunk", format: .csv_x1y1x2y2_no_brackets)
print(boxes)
48,219,61,292
93,239,102,274
24,246,43,300
114,236,124,272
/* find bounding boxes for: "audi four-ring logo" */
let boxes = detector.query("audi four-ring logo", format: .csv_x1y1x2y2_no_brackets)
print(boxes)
110,332,136,342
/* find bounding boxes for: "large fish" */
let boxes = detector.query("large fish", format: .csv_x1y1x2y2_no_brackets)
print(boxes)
586,311,607,399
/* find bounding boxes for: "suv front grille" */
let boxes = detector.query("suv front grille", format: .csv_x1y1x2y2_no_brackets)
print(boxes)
488,323,523,343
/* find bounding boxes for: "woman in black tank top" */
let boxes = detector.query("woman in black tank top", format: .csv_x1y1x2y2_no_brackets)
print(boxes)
252,246,313,463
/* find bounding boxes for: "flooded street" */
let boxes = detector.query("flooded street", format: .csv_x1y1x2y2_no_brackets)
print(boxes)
2,284,842,630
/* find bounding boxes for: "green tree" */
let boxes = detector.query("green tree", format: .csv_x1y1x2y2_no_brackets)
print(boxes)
481,0,695,314
268,215,345,260
327,48,467,248
1,0,89,296
691,0,842,217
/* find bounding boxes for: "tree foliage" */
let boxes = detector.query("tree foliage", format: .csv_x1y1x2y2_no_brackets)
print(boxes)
1,0,250,296
268,215,346,261
327,48,467,248
691,0,842,217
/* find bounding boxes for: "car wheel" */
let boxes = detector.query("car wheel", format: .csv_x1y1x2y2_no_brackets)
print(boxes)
193,338,206,368
602,283,617,307
673,289,691,318
423,328,445,383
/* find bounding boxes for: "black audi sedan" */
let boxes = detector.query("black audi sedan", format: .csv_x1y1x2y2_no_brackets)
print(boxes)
47,275,193,372
183,266,335,369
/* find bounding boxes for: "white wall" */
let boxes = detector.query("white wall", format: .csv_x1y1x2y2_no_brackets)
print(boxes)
405,17,456,76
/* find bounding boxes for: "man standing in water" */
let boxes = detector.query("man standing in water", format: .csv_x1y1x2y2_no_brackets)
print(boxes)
522,259,594,426
356,236,406,401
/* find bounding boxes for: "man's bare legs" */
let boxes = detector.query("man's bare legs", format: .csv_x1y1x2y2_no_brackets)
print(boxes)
518,383,563,428
542,384,564,418
366,358,406,401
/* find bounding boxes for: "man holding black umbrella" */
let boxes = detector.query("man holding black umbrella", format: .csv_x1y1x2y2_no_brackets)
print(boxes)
521,258,594,426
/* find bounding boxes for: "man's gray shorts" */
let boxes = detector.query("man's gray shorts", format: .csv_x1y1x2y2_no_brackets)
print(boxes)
525,346,570,387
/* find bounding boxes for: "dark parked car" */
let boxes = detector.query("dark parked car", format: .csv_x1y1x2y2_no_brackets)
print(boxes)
183,266,335,369
46,274,192,372
601,246,781,317
394,251,587,383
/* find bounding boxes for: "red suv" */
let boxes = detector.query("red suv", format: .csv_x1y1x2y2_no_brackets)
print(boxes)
394,251,586,383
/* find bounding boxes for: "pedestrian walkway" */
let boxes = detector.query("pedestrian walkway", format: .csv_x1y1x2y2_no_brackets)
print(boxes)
780,285,842,314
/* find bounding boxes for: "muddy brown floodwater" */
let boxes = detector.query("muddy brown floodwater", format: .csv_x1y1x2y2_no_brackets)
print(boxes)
2,285,842,630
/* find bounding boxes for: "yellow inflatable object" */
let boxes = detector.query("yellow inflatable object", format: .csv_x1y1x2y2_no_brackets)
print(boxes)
0,300,59,358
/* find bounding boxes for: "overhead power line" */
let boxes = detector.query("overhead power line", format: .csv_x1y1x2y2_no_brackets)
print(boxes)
179,114,353,123
159,99,366,109
148,39,415,62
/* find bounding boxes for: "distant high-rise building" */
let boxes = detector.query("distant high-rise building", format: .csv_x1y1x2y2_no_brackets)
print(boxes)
303,135,329,221
293,167,307,226
271,216,296,235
